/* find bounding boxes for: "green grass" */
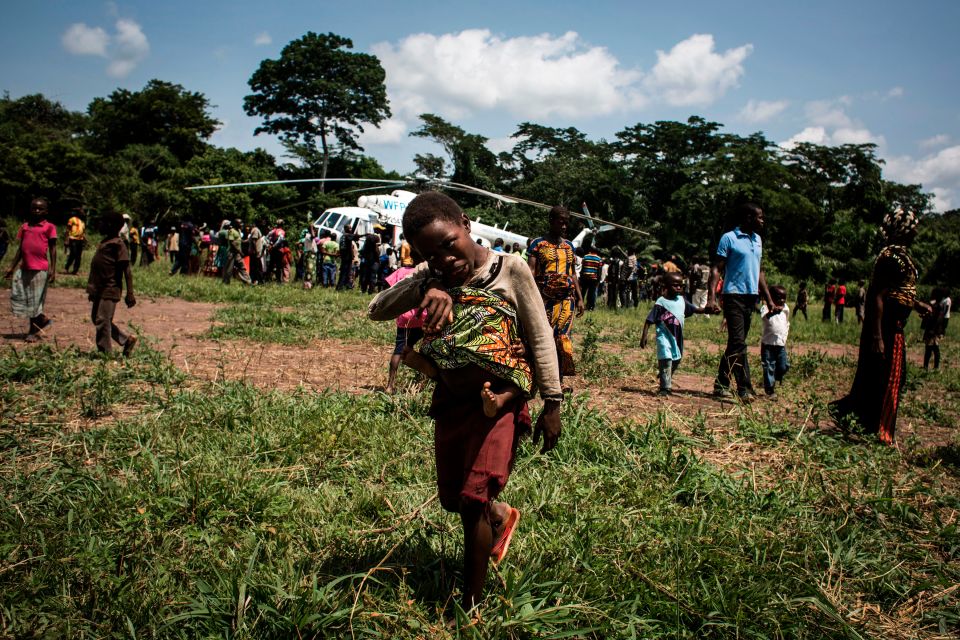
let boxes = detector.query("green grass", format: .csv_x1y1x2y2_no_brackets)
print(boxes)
1,345,958,638
3,246,959,637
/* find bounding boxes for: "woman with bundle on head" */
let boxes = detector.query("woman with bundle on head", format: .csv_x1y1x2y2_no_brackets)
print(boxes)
527,206,585,392
830,208,932,444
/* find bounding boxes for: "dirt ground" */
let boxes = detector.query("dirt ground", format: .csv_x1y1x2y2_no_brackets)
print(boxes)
2,287,954,450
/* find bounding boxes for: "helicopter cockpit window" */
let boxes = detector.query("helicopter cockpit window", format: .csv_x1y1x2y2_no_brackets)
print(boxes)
325,213,343,230
315,211,330,226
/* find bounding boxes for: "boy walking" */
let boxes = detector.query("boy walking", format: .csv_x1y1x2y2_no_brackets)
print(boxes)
760,285,790,396
640,272,711,395
368,192,562,612
87,212,137,355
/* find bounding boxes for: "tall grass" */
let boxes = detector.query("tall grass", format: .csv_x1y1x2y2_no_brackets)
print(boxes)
1,345,957,638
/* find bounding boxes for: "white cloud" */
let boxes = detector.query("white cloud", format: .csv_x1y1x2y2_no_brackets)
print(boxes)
62,23,109,56
781,126,829,148
805,98,853,128
739,99,788,124
62,18,149,77
930,188,953,212
370,29,752,155
357,117,408,145
780,97,885,149
642,34,752,107
485,135,519,155
883,145,960,213
254,32,272,46
920,134,950,149
373,29,644,122
886,86,904,99
107,18,149,77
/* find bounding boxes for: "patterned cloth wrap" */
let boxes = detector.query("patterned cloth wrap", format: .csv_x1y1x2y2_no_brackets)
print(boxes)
530,238,578,376
10,269,48,318
874,245,917,308
418,286,533,396
535,272,577,303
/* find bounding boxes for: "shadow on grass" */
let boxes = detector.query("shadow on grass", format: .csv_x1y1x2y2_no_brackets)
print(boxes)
907,442,960,473
314,534,462,611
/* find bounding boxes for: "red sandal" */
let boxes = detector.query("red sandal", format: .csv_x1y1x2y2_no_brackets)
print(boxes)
491,507,520,565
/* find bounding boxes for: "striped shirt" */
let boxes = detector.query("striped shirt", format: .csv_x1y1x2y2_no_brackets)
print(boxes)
580,253,602,280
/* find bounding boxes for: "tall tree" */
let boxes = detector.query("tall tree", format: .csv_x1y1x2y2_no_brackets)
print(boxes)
410,114,503,191
87,80,219,163
244,32,391,189
0,94,95,215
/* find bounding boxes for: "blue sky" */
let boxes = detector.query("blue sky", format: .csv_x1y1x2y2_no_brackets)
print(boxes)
3,1,959,210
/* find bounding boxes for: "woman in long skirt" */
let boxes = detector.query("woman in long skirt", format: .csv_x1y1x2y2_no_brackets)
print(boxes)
830,209,932,444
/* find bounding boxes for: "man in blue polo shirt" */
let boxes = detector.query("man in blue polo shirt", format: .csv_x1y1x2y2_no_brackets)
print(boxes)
706,202,779,401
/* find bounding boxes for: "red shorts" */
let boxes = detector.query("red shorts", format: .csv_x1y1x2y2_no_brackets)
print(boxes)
429,382,531,512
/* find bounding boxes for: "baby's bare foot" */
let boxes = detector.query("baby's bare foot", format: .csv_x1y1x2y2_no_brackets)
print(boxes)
481,381,500,417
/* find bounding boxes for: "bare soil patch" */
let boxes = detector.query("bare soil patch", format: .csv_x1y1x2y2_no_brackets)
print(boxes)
2,287,954,451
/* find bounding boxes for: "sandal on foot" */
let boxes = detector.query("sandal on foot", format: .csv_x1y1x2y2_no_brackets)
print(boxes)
491,507,520,565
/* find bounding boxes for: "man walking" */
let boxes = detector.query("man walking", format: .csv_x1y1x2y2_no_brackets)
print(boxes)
707,202,778,401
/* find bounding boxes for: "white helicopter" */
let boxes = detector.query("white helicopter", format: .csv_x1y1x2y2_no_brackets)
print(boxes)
186,176,646,248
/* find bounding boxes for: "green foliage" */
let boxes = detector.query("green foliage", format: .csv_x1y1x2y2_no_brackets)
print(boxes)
86,79,220,164
411,114,504,196
0,93,95,214
244,32,391,183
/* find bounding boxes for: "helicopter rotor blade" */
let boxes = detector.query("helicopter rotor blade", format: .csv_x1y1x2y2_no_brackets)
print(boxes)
185,178,409,191
443,180,648,235
337,184,408,196
580,202,596,229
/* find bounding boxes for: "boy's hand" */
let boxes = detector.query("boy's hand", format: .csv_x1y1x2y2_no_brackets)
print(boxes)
533,400,561,454
639,335,647,349
3,269,12,279
420,284,453,331
47,269,56,284
575,299,585,317
125,295,136,308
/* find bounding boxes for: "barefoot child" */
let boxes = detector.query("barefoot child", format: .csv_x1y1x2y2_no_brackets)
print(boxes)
368,192,563,612
639,272,711,395
87,212,137,355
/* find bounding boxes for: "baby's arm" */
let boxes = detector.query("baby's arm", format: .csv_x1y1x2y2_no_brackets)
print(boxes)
367,264,430,321
401,348,439,379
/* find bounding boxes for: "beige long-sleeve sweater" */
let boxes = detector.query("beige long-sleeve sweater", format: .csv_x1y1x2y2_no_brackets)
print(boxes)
367,251,563,401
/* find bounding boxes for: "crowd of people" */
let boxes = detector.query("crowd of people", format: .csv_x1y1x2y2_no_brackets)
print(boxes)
2,193,954,614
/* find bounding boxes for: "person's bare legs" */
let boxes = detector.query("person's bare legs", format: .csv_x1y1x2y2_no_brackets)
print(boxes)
459,501,511,612
386,353,401,394
480,381,521,418
401,347,439,379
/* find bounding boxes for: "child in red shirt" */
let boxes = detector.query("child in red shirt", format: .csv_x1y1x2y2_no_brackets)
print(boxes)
5,198,57,341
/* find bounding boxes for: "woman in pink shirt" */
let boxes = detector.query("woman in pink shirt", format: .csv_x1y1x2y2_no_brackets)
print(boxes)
5,198,57,341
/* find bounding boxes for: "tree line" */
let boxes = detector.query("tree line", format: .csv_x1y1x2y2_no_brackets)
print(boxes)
1,31,956,288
